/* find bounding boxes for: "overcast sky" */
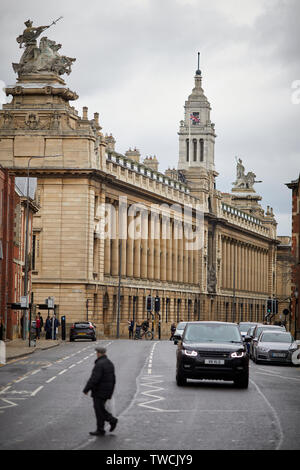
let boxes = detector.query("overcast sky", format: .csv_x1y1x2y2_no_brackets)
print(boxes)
1,0,299,235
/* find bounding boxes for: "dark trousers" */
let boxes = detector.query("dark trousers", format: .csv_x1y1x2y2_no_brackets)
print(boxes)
93,397,114,431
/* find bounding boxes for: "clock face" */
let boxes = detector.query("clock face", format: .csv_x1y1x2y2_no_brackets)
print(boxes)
190,112,200,124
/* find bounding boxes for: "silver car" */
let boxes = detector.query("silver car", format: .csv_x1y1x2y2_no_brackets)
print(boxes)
253,330,298,364
250,324,286,359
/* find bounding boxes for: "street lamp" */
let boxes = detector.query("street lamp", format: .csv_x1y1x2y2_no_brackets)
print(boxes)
23,155,61,345
294,288,298,340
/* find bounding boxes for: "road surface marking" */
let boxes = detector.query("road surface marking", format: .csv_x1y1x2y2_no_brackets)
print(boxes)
14,376,28,383
250,378,284,450
58,369,67,375
68,364,76,369
31,386,44,397
255,371,300,382
31,369,41,375
0,386,12,394
46,376,56,383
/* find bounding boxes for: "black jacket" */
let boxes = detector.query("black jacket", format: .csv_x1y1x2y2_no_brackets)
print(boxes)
83,355,116,399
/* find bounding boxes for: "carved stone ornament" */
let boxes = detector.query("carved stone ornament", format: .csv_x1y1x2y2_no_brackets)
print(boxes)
1,111,14,129
207,265,217,293
25,112,40,129
12,19,76,77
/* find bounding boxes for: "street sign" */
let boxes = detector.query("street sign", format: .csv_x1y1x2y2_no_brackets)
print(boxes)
46,297,55,309
20,296,28,308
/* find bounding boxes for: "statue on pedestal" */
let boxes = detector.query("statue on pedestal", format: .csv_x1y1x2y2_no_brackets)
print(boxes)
232,157,260,190
12,18,76,77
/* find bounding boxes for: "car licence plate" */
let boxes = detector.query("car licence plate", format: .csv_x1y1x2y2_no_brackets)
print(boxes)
204,359,225,365
272,353,286,358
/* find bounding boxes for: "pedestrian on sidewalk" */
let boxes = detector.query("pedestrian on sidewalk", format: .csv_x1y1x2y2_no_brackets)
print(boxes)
45,315,51,340
83,346,118,436
128,319,134,339
38,313,44,337
35,315,41,339
50,314,60,340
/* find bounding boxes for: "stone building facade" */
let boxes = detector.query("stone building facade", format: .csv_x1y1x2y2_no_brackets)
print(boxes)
0,30,281,338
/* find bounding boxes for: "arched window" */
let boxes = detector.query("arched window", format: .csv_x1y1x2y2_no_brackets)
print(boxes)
186,139,189,162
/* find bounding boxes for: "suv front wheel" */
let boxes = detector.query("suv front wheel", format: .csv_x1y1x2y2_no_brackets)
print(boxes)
176,369,187,386
234,370,249,389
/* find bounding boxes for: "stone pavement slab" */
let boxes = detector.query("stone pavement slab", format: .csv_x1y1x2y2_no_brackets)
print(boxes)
3,338,62,362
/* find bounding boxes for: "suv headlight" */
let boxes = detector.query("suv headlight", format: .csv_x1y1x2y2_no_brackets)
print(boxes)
184,350,198,357
258,346,269,352
231,351,245,358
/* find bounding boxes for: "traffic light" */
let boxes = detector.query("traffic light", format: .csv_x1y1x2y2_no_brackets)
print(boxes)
146,296,153,311
267,298,272,314
154,296,160,313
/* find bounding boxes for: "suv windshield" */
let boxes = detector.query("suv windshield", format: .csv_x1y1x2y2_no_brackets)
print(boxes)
176,322,187,330
184,323,241,343
260,332,293,343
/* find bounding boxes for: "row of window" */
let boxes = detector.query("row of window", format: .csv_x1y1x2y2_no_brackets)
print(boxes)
186,138,204,162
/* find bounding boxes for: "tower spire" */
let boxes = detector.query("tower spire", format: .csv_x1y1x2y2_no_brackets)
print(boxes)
196,51,201,76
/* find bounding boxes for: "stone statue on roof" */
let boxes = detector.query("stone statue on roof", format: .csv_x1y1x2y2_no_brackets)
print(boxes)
12,18,76,77
232,157,259,190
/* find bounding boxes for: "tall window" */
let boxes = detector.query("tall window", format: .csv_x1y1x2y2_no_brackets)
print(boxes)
199,139,204,162
200,139,204,161
186,139,189,162
193,139,197,161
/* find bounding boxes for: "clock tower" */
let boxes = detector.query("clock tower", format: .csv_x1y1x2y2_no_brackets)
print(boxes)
177,58,217,199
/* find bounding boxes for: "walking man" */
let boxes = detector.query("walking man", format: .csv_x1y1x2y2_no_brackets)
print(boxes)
83,346,118,436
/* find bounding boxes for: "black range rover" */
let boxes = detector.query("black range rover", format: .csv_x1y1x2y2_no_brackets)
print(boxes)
176,321,250,389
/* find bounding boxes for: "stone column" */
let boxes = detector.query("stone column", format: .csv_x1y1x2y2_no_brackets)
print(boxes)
160,215,167,282
104,237,111,275
154,213,161,280
148,214,154,279
177,221,182,283
133,214,141,278
141,210,148,279
173,219,178,282
226,239,231,289
193,229,199,285
119,204,127,277
221,238,226,289
166,217,173,282
127,212,134,277
188,225,193,284
111,202,119,276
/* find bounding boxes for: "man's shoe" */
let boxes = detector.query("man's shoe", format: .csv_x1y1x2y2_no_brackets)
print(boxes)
89,430,105,436
109,418,118,432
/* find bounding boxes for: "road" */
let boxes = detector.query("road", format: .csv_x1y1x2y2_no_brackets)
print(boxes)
0,339,300,450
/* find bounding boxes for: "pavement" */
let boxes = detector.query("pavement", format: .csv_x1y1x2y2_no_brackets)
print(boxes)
3,337,62,362
0,339,300,450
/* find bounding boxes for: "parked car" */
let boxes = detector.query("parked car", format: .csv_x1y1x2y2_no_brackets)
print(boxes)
69,322,97,342
249,324,286,359
253,330,298,364
173,322,187,345
176,321,250,388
